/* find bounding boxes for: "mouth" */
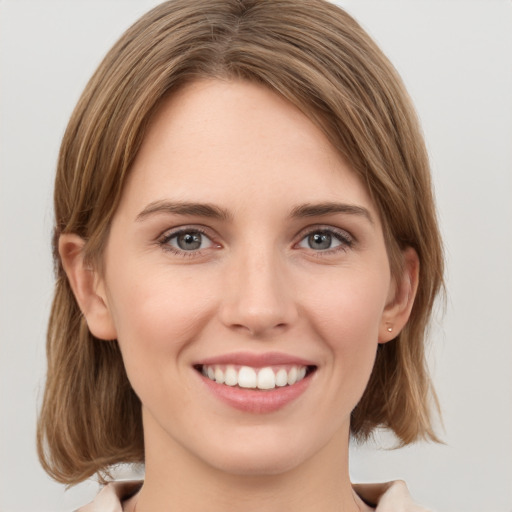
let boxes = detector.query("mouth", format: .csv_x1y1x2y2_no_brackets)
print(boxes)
193,352,318,413
194,363,317,391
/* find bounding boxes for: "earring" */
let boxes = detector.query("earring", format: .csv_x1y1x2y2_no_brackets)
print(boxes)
387,326,393,332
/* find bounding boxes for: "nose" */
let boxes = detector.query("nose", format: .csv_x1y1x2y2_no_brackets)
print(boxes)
218,247,298,337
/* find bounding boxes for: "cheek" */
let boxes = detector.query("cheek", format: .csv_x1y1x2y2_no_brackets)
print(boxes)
307,267,389,387
104,266,218,416
310,266,389,340
105,263,216,362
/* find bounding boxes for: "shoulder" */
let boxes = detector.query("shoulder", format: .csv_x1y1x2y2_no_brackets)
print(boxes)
74,480,142,512
353,480,434,512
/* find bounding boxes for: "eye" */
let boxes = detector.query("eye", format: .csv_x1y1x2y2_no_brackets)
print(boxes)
297,228,352,252
161,228,215,253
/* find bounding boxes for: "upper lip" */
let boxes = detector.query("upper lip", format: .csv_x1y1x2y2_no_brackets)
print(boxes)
194,351,316,368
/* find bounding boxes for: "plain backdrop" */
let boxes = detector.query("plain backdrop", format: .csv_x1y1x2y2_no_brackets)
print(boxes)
1,1,511,511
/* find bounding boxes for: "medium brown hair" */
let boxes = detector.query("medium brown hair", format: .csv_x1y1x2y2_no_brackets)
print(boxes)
38,0,444,484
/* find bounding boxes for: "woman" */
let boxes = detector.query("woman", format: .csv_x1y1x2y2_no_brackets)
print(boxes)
37,1,443,510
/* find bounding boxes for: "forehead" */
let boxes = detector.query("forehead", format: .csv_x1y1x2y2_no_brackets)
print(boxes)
121,79,376,216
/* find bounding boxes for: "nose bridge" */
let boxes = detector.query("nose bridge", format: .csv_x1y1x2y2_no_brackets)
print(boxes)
220,240,297,336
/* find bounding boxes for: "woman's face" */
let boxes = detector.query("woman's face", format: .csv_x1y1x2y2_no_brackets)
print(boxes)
97,79,399,475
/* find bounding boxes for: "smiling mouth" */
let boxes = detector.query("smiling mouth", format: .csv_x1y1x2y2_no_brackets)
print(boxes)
194,364,317,390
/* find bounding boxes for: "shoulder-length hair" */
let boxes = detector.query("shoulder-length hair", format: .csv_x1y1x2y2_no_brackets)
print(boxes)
38,0,444,484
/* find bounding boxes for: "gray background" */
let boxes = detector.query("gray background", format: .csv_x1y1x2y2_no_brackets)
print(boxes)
1,1,511,511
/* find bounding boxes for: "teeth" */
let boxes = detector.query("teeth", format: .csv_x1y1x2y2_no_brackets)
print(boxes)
257,367,275,390
224,365,237,386
275,368,288,387
200,364,310,390
238,366,257,388
287,366,298,385
214,367,224,384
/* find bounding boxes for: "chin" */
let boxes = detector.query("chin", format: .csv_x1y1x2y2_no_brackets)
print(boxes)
196,428,320,477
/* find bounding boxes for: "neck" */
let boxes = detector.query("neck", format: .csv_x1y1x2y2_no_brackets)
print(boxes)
132,414,361,512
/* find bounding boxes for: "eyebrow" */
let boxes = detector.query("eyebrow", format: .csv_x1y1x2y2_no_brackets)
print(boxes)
136,200,373,224
136,200,232,222
290,202,374,224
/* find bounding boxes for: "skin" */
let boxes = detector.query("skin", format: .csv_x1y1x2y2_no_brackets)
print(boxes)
61,79,418,512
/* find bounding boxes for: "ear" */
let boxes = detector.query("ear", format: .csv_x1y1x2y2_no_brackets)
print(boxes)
379,247,419,343
59,233,117,340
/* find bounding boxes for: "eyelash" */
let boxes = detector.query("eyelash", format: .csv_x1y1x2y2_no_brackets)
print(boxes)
157,225,354,258
295,226,354,256
158,227,217,257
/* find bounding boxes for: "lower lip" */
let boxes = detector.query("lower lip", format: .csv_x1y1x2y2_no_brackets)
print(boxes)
198,372,313,413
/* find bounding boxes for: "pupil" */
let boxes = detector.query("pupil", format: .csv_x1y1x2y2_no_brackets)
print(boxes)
178,232,201,250
309,232,331,250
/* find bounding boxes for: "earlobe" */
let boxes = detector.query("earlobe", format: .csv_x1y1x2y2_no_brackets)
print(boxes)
379,247,419,344
59,233,117,340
